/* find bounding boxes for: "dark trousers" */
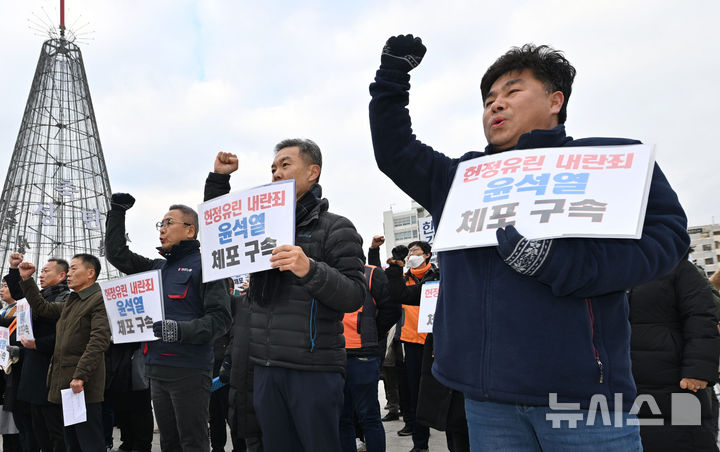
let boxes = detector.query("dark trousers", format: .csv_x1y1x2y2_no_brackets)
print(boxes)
112,389,154,452
210,385,241,452
13,401,38,452
340,356,385,452
151,374,212,452
403,341,430,449
63,402,105,452
32,403,66,452
253,366,344,452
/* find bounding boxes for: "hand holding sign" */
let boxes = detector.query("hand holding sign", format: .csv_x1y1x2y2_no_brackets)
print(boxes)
270,245,311,278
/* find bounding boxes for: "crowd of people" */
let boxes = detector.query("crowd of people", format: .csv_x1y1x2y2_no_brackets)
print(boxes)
0,34,717,452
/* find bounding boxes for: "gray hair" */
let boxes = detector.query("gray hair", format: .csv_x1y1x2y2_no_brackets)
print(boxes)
168,204,198,239
274,138,322,183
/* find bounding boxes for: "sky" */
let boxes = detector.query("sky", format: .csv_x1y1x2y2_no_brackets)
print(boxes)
0,0,718,261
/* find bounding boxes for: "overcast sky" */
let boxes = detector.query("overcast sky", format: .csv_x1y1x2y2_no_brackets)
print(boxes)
1,0,718,260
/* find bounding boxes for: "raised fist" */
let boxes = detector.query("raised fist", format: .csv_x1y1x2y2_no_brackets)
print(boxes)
371,235,385,249
214,151,239,175
381,34,427,72
391,245,409,261
18,262,36,280
8,253,23,269
110,193,136,212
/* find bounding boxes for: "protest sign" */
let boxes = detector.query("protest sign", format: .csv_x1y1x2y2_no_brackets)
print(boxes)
100,270,163,344
199,179,296,282
433,144,655,252
15,298,34,341
0,327,8,368
418,216,435,246
418,281,440,334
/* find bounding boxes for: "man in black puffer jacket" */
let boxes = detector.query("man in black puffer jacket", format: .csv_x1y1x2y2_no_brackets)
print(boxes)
206,140,366,452
629,254,720,451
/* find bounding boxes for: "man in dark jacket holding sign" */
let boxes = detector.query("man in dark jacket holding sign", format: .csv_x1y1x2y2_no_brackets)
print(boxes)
205,141,367,452
370,37,690,450
105,199,231,452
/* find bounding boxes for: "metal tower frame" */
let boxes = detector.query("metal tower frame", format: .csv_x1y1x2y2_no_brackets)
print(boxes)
0,12,119,280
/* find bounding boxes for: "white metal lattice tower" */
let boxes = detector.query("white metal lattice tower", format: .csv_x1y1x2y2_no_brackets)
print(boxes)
0,4,120,280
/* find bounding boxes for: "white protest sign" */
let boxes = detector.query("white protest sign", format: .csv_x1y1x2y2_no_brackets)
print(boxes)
417,281,440,334
100,270,163,344
15,298,34,341
199,179,296,282
433,144,655,252
0,327,9,368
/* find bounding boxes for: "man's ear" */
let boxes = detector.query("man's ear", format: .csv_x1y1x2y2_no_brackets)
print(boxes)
549,91,564,116
308,164,321,184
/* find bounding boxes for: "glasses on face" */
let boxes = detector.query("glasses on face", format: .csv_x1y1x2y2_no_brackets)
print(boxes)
408,248,424,255
156,218,192,231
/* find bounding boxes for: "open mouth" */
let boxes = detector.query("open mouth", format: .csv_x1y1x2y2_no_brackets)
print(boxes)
491,117,506,128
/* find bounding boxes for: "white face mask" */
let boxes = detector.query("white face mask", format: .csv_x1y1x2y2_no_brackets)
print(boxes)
407,254,426,269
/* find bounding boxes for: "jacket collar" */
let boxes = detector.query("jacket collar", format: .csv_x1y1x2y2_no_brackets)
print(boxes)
156,239,200,261
485,125,573,154
75,282,101,300
41,280,69,299
296,184,328,228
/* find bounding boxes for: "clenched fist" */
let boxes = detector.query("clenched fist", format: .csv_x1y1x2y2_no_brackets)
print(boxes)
18,262,36,280
214,151,239,175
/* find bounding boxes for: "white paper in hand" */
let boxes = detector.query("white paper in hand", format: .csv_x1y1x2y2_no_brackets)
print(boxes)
60,388,87,426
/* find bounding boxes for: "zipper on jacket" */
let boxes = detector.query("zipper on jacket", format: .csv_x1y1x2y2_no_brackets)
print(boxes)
482,258,493,397
585,298,604,384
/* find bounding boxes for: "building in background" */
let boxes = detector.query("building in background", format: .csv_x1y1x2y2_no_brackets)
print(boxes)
382,201,434,261
688,223,720,277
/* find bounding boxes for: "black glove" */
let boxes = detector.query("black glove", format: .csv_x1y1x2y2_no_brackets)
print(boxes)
496,225,554,277
381,34,427,72
391,245,409,261
110,193,136,211
153,320,180,343
6,345,20,359
218,360,232,384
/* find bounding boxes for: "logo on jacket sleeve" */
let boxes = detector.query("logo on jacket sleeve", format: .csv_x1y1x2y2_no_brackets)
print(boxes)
177,267,193,272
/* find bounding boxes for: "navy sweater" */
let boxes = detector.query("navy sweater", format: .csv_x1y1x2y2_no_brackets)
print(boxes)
369,68,690,411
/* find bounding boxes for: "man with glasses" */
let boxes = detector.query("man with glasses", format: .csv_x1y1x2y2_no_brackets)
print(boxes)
105,199,232,452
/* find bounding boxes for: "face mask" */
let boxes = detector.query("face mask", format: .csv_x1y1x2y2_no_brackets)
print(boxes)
407,254,426,269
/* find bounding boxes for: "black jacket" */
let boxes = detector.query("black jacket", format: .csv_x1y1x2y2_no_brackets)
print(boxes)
225,294,262,439
205,173,366,374
4,268,69,405
629,258,720,442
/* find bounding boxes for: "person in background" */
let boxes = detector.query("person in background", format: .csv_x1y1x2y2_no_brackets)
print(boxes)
18,254,111,451
629,254,720,451
5,253,70,452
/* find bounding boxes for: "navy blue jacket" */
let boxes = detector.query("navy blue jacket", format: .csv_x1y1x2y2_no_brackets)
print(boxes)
369,68,690,411
105,210,232,374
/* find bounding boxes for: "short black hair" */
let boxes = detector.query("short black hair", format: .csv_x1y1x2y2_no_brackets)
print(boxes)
72,254,101,281
169,204,199,239
48,257,69,276
481,44,576,124
408,241,432,265
274,138,322,183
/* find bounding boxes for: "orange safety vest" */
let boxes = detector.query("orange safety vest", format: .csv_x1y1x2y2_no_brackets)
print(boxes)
343,265,379,350
400,262,432,345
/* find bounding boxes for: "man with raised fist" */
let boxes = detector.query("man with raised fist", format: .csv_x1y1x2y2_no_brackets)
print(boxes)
105,194,231,452
369,35,690,451
18,254,110,451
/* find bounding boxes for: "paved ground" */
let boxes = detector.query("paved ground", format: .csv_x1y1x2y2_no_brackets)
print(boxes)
111,382,449,451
